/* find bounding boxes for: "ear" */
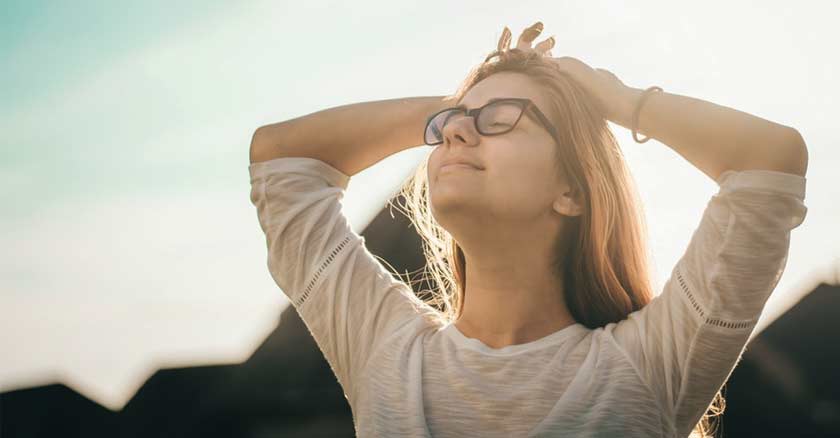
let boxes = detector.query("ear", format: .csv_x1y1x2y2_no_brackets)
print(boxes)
553,186,583,217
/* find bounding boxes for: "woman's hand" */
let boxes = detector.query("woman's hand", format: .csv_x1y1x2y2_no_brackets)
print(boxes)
500,22,637,123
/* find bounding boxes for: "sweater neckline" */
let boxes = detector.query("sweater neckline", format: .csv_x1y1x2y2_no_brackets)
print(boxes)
443,321,587,356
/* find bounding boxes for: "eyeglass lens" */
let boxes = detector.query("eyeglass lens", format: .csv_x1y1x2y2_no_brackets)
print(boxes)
425,101,524,145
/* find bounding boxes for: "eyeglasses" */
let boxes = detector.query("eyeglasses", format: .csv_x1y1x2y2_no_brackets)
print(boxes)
423,97,560,146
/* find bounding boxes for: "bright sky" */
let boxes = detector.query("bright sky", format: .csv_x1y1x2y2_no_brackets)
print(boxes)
2,0,838,410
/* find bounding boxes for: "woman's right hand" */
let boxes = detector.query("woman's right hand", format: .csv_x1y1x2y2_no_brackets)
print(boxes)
498,21,634,122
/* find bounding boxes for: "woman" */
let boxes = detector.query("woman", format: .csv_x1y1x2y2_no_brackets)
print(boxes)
248,22,808,437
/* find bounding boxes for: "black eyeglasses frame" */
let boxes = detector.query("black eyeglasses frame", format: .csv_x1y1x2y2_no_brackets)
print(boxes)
423,97,560,146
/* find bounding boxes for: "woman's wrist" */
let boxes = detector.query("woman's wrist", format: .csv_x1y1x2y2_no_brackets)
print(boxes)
607,86,643,129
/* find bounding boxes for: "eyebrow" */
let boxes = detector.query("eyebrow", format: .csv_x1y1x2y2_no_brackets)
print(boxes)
454,97,510,111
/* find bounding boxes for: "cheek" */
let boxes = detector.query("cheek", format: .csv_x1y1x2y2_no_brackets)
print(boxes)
427,149,441,176
492,162,555,204
426,160,436,186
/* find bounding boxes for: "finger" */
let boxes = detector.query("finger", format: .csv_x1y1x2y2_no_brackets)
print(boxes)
515,22,543,50
534,35,555,55
498,26,513,52
515,21,543,51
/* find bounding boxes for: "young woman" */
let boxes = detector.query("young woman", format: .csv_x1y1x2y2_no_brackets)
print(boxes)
248,22,808,438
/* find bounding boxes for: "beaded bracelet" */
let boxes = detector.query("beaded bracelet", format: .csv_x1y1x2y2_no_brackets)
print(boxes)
631,86,663,143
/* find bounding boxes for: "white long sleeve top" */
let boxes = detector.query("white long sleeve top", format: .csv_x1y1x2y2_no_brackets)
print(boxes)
249,156,807,437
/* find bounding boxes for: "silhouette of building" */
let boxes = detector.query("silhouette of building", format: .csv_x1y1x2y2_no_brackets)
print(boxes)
2,195,838,437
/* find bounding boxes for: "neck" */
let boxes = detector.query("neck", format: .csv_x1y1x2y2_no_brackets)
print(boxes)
453,242,577,349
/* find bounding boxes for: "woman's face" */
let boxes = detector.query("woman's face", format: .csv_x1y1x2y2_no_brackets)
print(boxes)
428,71,575,232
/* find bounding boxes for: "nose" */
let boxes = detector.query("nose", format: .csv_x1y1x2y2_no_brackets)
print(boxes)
441,114,480,147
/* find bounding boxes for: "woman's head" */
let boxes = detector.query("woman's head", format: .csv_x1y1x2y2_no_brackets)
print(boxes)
426,70,585,265
394,43,723,438
408,47,654,328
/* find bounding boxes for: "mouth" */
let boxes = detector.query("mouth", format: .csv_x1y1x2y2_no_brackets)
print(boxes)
440,163,482,172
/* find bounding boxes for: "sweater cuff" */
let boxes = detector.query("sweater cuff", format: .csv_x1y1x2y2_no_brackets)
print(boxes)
716,169,806,199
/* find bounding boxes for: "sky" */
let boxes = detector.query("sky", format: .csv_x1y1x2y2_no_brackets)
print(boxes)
2,0,839,410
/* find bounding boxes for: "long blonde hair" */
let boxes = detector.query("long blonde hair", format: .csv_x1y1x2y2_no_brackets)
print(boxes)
390,47,724,437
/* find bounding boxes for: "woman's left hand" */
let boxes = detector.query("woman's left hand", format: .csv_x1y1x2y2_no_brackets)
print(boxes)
500,22,637,123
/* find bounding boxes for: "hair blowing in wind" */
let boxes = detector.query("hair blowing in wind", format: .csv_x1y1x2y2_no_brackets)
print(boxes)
391,25,725,438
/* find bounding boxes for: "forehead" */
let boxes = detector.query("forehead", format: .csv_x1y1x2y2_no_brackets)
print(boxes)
458,71,549,111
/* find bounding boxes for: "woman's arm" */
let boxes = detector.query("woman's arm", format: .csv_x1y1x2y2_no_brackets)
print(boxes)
610,87,809,180
503,26,808,181
250,96,454,177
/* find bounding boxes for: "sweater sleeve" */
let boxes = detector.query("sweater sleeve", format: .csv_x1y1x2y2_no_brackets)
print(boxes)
249,156,431,402
609,169,808,437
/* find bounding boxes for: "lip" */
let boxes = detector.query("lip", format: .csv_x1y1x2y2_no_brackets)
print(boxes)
440,159,484,171
440,163,481,172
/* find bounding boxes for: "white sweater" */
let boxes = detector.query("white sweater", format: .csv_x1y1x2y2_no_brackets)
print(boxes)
249,156,807,438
